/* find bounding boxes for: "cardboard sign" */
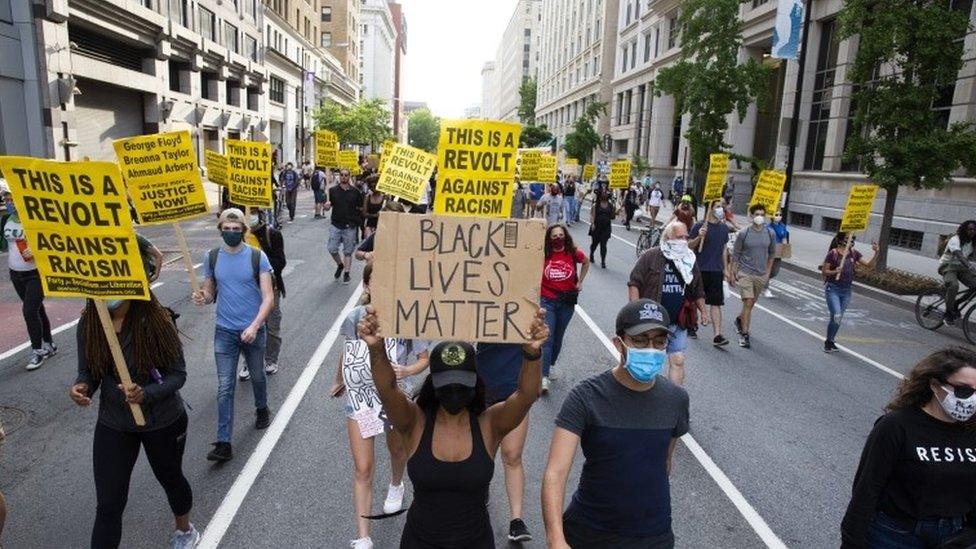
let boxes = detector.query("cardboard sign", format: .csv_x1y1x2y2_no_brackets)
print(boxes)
433,119,521,218
227,140,273,208
840,184,880,232
372,212,545,343
377,143,436,203
379,139,397,174
315,130,339,168
609,160,631,189
519,149,541,181
582,164,595,180
113,131,210,225
343,338,399,439
0,156,149,299
537,154,557,182
703,153,729,203
205,150,227,186
749,170,787,213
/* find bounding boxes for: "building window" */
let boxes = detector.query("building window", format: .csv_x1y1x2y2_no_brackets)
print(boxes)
790,212,813,227
643,32,652,62
630,41,637,69
667,13,678,49
321,5,331,22
199,7,216,41
889,227,924,251
670,113,682,166
821,216,841,233
224,22,239,53
244,0,255,18
626,1,632,25
621,46,628,73
270,76,285,103
169,0,188,26
244,34,257,61
752,0,770,7
321,31,332,48
803,19,840,170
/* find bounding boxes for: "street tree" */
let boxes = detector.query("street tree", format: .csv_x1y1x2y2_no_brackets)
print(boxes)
521,124,553,148
562,102,607,164
839,0,976,270
407,108,440,153
517,77,553,147
313,98,393,149
654,0,770,196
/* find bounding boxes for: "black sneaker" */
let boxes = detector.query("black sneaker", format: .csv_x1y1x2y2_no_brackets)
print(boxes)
734,316,743,335
342,271,351,285
334,264,344,280
739,333,751,349
713,335,729,347
688,329,698,340
508,519,532,543
207,442,233,462
944,313,958,326
824,340,839,353
255,407,271,430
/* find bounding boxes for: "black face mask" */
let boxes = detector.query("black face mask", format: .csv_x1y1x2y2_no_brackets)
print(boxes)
435,384,476,415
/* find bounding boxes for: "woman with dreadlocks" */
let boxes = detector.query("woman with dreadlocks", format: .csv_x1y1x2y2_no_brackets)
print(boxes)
68,295,198,549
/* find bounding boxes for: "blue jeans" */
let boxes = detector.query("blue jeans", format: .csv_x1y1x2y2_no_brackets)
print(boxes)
825,283,852,343
214,326,268,443
563,196,578,222
541,296,575,378
866,511,965,548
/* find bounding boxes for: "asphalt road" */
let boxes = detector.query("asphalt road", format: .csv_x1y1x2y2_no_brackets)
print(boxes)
0,192,966,548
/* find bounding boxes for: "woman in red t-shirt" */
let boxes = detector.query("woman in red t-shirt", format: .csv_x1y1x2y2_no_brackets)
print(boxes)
539,224,589,393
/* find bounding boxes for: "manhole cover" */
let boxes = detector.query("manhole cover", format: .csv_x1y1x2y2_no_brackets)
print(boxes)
0,405,28,441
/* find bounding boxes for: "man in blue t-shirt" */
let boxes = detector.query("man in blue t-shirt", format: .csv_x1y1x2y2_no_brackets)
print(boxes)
542,299,689,548
193,208,275,462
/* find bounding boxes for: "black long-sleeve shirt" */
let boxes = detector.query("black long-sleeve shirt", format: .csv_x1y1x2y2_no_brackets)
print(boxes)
841,407,976,548
75,315,187,432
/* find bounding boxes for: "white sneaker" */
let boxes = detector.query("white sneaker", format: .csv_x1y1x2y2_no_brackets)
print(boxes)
350,537,373,549
170,523,200,549
541,377,550,395
265,362,278,375
763,288,774,299
383,483,405,514
548,364,557,380
26,349,49,371
238,365,250,381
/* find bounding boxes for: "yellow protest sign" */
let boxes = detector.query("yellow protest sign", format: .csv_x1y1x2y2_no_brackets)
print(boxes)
582,164,595,180
749,170,787,213
433,119,521,218
0,156,149,299
537,155,557,182
840,184,880,233
338,150,359,170
703,153,729,203
377,143,436,203
315,130,339,168
379,139,397,174
518,150,541,181
113,131,210,225
565,157,579,166
205,150,227,186
609,160,631,189
227,139,273,208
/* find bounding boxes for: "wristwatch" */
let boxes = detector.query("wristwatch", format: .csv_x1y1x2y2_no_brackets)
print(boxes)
522,348,542,361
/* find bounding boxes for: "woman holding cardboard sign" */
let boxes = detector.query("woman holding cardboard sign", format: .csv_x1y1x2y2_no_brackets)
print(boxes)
68,294,198,549
357,306,549,549
820,232,879,353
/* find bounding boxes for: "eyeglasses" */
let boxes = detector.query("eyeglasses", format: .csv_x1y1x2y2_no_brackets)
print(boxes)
222,226,244,233
625,333,668,350
942,382,976,399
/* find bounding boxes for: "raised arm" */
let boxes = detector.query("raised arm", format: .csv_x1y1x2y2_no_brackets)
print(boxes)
486,308,549,441
357,306,420,435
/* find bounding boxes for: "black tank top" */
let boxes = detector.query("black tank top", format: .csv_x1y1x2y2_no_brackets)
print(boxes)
400,410,495,549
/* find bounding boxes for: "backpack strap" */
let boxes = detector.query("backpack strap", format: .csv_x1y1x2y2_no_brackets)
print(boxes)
250,247,261,287
0,215,8,253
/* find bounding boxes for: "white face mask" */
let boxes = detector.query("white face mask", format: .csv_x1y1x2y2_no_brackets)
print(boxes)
774,216,783,222
753,215,765,226
664,239,689,254
713,207,724,220
939,385,976,422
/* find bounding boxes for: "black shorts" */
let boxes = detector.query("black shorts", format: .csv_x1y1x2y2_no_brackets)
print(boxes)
563,513,674,549
701,271,725,306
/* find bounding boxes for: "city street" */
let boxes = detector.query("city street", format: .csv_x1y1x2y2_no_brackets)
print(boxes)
0,190,967,548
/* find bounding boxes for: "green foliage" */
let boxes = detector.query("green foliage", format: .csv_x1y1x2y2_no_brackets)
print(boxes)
520,123,553,148
631,154,650,177
313,98,393,149
562,102,607,164
406,108,440,153
518,78,538,124
653,0,770,176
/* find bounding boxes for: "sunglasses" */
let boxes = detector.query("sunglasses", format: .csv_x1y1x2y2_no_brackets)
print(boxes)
942,382,976,399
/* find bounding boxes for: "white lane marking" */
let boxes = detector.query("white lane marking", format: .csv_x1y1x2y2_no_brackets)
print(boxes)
573,305,788,549
601,223,905,381
198,285,364,548
0,280,164,362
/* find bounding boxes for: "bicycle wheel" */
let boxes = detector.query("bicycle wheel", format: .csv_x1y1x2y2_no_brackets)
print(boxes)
915,292,947,330
962,304,976,345
636,230,650,257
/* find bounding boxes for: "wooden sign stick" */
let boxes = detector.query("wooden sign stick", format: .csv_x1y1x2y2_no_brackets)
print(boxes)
173,223,200,293
93,300,146,426
835,233,854,281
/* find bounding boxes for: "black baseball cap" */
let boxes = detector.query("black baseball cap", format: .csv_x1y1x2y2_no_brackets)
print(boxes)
429,341,477,388
615,299,673,336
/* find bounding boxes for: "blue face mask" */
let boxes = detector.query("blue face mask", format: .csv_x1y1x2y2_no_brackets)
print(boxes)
222,230,244,247
623,345,667,383
105,299,125,311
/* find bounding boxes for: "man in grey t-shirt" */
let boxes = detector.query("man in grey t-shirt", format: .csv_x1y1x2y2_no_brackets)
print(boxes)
542,299,689,548
730,203,776,349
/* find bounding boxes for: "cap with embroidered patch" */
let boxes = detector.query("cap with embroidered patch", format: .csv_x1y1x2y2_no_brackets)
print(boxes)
429,341,477,388
615,299,673,336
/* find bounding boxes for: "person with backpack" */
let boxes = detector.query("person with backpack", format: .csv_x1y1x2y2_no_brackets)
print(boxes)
241,213,286,379
540,224,589,393
1,181,57,370
279,162,301,222
192,208,275,462
311,166,328,219
729,204,777,349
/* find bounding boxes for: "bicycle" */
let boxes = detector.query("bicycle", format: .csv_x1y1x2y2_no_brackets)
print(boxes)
915,285,976,344
636,224,661,258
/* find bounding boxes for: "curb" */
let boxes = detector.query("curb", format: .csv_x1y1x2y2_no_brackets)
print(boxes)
780,260,918,314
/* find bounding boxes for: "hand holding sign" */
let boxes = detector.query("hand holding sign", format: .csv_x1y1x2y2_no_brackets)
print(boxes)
523,308,550,355
357,305,385,348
